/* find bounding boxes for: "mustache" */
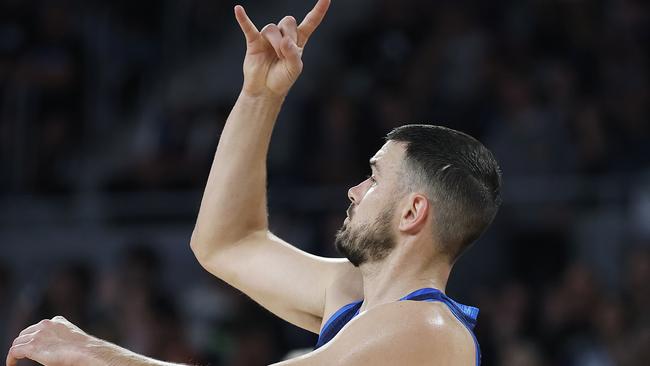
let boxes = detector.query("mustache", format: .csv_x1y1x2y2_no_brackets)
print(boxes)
346,204,355,218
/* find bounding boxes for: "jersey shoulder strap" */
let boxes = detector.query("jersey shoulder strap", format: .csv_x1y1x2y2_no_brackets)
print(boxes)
314,300,363,349
314,287,481,363
400,288,479,330
401,288,481,366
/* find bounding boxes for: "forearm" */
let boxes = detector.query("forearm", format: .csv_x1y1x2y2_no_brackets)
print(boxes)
191,91,284,252
88,340,190,366
191,0,330,253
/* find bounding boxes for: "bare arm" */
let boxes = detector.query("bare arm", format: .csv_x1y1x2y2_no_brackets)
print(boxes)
190,0,352,334
6,303,474,366
191,0,331,244
5,2,355,365
6,317,186,366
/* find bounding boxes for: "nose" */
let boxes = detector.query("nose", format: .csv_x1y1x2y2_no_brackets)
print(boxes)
347,187,356,204
347,180,366,204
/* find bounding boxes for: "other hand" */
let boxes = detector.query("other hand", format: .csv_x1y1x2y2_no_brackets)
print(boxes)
6,316,97,366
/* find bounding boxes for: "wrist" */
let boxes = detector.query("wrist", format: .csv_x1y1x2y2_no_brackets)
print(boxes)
239,88,287,103
236,90,287,117
82,337,119,366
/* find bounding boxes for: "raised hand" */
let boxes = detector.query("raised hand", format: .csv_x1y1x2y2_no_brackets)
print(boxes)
235,0,330,97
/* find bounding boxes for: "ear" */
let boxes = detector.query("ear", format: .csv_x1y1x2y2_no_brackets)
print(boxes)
398,194,429,235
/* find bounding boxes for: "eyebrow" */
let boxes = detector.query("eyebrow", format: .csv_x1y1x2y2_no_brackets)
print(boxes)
369,158,381,174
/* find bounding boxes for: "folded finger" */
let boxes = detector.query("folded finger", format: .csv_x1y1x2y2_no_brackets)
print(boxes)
278,16,298,44
261,24,284,59
18,324,39,337
12,332,36,348
6,342,32,366
280,37,302,73
18,320,48,337
6,352,18,366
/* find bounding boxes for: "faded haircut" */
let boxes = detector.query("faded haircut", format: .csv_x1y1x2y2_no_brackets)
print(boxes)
386,124,502,262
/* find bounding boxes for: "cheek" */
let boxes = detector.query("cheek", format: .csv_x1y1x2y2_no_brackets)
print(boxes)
357,182,378,204
362,184,378,199
354,194,382,223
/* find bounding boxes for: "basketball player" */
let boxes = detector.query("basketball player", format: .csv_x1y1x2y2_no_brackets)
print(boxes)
6,0,502,364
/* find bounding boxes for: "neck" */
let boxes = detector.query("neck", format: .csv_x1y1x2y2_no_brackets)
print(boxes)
357,249,451,313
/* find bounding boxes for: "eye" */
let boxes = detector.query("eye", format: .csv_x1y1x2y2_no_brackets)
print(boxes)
366,174,377,184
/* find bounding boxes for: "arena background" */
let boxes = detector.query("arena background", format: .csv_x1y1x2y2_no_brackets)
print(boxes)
0,0,648,365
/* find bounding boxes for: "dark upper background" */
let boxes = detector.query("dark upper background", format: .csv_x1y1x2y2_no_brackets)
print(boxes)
0,0,648,365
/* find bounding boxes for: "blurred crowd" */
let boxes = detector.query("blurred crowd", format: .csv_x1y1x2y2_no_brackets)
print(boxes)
0,243,311,365
2,0,648,193
1,0,649,365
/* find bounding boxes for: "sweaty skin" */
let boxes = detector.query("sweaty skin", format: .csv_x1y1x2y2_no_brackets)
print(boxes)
6,1,476,365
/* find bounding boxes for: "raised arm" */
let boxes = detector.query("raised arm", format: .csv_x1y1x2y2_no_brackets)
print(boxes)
192,0,330,243
190,0,355,334
6,2,353,366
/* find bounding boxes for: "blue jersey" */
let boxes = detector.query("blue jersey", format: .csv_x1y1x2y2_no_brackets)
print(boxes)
314,287,481,365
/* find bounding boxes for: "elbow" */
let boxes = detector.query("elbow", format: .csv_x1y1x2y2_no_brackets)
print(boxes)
190,224,266,263
190,229,214,264
189,227,244,263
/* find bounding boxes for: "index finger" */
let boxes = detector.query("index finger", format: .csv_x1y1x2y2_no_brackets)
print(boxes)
18,320,47,337
297,0,331,47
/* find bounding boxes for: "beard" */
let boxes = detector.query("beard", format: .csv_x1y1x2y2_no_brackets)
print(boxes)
335,206,396,267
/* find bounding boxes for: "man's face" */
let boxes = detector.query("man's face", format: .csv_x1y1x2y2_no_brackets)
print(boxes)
335,141,405,267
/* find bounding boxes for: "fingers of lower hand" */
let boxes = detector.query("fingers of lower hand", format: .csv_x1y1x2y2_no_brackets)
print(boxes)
7,328,54,366
20,317,67,337
6,350,20,366
11,320,58,355
17,318,51,337
6,340,33,366
12,332,38,348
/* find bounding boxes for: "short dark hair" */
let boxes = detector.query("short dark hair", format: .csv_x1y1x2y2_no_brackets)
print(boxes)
386,124,502,262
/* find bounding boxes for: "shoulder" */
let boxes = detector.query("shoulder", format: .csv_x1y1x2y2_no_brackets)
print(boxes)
319,300,476,365
358,300,473,345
